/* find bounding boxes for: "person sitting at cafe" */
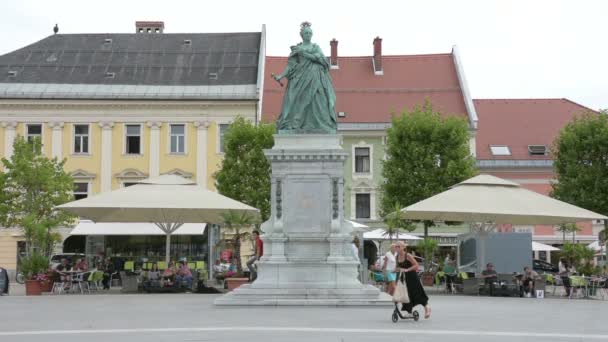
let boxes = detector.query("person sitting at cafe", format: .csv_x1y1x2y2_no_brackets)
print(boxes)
161,261,176,287
100,258,115,290
176,261,193,290
56,258,73,287
143,264,161,291
74,258,88,272
481,263,498,295
521,266,540,297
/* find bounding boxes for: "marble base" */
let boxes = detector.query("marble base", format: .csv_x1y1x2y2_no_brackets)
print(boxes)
214,134,389,306
214,284,392,306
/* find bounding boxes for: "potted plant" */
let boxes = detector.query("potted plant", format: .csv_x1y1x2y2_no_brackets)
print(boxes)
417,238,438,286
20,253,50,296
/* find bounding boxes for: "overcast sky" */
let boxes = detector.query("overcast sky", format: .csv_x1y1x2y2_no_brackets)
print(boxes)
1,0,605,110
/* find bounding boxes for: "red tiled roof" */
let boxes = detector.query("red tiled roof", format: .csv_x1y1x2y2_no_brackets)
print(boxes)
474,99,597,160
262,54,469,124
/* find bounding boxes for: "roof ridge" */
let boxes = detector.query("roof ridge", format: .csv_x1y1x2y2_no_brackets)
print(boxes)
266,52,452,59
473,98,598,113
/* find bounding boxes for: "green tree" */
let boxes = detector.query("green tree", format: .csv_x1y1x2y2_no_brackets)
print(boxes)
556,223,581,243
214,117,275,222
383,202,415,242
551,112,608,259
0,137,76,257
219,211,258,275
381,102,476,239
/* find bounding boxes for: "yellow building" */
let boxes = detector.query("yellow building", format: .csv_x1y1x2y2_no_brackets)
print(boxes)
0,21,266,274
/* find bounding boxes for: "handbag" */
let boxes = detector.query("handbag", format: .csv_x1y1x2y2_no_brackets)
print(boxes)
392,272,410,303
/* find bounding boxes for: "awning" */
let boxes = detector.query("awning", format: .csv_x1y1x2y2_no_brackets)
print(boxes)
70,220,206,236
532,241,560,252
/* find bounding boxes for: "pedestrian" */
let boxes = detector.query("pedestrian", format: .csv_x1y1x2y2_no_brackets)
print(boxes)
247,231,264,281
558,257,572,297
382,243,398,295
396,241,431,319
0,267,8,295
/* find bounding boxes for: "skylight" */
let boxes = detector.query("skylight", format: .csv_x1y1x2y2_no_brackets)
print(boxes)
490,145,511,156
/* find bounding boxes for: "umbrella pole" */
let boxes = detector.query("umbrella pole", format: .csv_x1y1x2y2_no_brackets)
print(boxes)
166,234,171,264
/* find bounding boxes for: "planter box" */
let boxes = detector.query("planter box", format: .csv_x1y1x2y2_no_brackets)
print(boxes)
40,281,53,293
225,277,249,291
25,280,42,296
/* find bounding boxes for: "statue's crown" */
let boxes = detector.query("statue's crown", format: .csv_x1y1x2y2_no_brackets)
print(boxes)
300,21,312,30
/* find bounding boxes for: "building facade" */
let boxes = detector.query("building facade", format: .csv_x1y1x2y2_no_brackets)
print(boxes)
0,22,266,273
474,98,602,252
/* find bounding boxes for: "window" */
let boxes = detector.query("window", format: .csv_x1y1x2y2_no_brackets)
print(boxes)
170,124,185,154
219,124,229,153
125,124,141,155
354,147,370,173
73,182,88,200
73,124,89,154
489,145,511,156
26,124,42,143
528,145,547,156
355,193,371,219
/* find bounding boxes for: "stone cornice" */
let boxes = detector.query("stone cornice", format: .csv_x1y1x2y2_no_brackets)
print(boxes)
0,100,254,111
193,121,211,130
47,121,64,129
265,150,348,162
1,121,18,129
98,121,115,130
146,121,163,129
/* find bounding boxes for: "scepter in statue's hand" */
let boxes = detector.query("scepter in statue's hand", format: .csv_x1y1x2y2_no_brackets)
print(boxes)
271,73,284,87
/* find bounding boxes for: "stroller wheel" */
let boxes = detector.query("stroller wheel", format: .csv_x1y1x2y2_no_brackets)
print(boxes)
413,311,420,321
391,311,399,323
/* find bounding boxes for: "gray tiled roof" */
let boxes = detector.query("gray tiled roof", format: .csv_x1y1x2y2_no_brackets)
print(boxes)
0,32,261,86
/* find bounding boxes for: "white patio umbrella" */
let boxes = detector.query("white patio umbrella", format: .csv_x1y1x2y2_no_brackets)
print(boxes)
400,175,607,273
57,174,260,263
532,241,560,252
587,241,606,253
363,228,422,241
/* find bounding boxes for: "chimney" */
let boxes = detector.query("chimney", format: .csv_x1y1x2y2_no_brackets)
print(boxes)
373,36,383,75
135,21,165,34
330,39,339,69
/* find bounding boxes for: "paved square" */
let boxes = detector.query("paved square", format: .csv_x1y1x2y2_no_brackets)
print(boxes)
0,294,606,342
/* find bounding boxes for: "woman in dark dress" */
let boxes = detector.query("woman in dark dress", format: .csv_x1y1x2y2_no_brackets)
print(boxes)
396,241,431,319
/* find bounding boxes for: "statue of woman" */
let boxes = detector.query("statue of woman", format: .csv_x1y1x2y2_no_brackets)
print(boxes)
272,22,337,134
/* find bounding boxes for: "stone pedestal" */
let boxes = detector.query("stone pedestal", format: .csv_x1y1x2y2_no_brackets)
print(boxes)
215,134,391,306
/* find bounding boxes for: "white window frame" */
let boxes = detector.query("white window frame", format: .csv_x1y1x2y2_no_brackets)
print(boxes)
73,181,90,200
351,141,373,178
217,122,231,154
72,123,91,155
168,123,187,154
123,123,144,155
24,123,43,143
489,145,511,156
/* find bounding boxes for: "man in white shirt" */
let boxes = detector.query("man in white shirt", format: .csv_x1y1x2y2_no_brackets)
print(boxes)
382,243,398,295
352,237,361,280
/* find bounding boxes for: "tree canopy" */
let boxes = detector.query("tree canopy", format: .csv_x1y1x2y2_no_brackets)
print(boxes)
381,102,477,239
214,117,275,222
0,137,75,256
551,112,608,243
